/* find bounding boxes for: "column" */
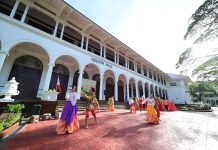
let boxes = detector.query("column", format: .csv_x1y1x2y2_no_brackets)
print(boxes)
81,34,84,49
76,70,83,99
100,45,103,57
99,74,104,100
114,77,118,101
53,21,59,36
43,63,54,91
10,0,20,18
131,84,134,98
60,25,65,39
21,4,30,22
0,51,8,73
142,83,145,97
85,37,89,50
135,82,139,98
117,54,119,64
148,84,150,96
126,80,130,101
104,47,106,58
114,52,117,63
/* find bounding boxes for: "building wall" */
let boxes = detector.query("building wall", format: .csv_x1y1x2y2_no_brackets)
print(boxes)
0,14,168,101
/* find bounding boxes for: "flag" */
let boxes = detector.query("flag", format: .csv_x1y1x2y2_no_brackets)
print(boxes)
56,76,61,92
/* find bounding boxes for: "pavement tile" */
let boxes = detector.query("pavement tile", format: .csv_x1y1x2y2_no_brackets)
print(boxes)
1,109,218,150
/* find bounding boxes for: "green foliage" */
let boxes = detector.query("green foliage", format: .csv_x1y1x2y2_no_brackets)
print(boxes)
3,104,25,113
192,56,218,80
188,81,217,102
0,104,24,132
177,0,218,81
0,113,21,132
184,0,218,40
176,48,192,68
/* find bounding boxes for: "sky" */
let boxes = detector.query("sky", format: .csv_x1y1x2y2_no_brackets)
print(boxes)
65,0,205,75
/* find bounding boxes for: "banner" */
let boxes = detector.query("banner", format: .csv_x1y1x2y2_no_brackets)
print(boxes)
82,79,96,91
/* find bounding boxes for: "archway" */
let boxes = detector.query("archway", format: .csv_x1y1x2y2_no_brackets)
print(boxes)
129,78,136,98
49,64,69,100
8,55,43,99
162,89,165,99
144,83,149,98
159,88,162,99
150,84,154,97
106,77,114,101
104,70,115,101
84,64,100,99
155,86,158,97
118,74,126,102
92,74,100,100
138,80,143,97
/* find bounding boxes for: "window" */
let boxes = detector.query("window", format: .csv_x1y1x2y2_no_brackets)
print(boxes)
170,82,177,86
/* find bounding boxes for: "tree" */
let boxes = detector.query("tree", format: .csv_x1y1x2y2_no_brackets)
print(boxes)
176,0,218,81
188,81,217,102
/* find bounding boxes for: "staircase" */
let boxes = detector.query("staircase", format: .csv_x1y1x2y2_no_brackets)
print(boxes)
56,100,129,112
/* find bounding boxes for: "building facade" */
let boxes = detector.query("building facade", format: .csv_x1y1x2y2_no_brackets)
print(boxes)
0,0,188,103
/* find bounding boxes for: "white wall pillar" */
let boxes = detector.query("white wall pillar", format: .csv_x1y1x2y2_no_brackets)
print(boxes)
104,47,106,58
99,73,104,100
142,83,145,97
0,51,8,73
114,77,118,101
135,82,139,98
85,37,89,50
60,25,65,39
131,83,134,98
10,0,20,18
53,21,59,36
43,62,54,91
126,80,130,101
81,34,84,49
21,4,30,22
76,70,83,99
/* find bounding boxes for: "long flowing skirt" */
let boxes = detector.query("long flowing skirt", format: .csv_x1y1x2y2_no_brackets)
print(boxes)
146,104,159,124
108,104,114,112
56,102,79,134
130,104,136,113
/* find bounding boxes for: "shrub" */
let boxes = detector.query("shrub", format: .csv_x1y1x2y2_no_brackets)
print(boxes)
0,104,25,132
3,104,25,113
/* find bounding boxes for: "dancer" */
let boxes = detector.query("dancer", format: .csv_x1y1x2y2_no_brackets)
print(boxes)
56,86,79,134
146,95,159,124
107,96,115,112
154,96,161,121
82,87,99,128
129,98,136,113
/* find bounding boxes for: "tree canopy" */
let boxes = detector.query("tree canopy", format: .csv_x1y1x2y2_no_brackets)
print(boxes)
177,0,218,81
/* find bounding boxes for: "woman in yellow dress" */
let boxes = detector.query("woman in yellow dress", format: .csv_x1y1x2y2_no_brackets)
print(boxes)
107,96,115,112
145,95,159,124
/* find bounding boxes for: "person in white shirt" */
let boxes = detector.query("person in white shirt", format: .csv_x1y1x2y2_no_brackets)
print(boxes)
56,86,80,134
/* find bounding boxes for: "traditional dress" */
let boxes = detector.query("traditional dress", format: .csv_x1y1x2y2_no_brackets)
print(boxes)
163,99,169,111
107,97,115,112
56,91,79,134
154,97,161,120
146,98,159,124
134,98,140,111
129,98,136,113
169,100,177,111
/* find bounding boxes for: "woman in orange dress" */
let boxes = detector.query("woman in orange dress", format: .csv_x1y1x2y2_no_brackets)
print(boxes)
107,96,115,112
146,95,159,124
56,86,79,134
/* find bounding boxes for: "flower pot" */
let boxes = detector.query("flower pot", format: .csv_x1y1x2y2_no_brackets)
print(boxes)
0,122,19,139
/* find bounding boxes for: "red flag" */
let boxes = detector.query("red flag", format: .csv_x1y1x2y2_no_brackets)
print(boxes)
56,76,61,92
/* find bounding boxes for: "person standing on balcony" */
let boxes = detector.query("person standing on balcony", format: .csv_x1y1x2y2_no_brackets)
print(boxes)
56,86,79,134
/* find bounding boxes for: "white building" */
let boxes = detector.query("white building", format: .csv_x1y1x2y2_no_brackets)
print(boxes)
0,0,190,103
167,73,192,104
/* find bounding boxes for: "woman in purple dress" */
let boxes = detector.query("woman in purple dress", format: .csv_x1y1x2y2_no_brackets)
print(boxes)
56,86,79,134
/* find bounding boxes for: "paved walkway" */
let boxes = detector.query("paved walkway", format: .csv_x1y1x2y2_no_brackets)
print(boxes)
1,109,218,150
